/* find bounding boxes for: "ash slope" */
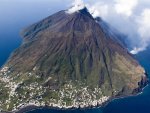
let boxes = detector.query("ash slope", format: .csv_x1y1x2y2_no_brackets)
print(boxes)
0,8,148,112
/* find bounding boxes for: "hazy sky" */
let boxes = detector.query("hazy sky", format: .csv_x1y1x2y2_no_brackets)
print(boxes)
0,0,150,54
0,0,71,66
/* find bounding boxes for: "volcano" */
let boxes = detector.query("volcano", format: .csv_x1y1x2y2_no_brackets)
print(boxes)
0,7,148,112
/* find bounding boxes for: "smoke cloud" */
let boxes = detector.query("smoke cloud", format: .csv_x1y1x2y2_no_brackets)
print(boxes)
70,0,150,54
67,0,85,14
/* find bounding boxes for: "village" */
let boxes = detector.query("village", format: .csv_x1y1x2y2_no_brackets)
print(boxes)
0,67,110,112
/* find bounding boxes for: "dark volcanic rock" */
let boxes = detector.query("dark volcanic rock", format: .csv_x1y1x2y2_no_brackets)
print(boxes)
0,7,148,112
8,7,147,97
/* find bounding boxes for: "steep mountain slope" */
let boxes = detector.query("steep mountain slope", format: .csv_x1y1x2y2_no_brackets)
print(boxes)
0,8,148,112
95,17,128,48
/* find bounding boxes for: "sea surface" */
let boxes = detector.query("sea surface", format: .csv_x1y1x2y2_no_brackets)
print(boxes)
0,1,150,113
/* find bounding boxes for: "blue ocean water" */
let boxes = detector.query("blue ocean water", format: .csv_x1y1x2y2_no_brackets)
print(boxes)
0,0,69,67
0,1,150,113
26,50,150,113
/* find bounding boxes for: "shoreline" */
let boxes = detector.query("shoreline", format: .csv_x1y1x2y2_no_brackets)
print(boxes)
2,98,108,113
13,83,149,113
2,73,149,113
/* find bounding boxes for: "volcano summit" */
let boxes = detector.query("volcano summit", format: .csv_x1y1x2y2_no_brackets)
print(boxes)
0,7,148,112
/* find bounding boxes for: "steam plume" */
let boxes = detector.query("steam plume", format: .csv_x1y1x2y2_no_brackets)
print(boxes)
67,0,85,14
70,0,150,54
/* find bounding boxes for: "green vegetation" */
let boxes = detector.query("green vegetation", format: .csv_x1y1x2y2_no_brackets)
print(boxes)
0,8,147,112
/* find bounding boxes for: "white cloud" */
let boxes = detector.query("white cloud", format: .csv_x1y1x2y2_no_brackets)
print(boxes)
87,2,108,18
114,0,138,17
66,0,85,14
67,0,150,54
130,47,146,54
129,8,150,54
137,9,150,39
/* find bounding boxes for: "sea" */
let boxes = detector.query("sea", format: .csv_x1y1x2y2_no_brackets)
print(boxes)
0,1,150,113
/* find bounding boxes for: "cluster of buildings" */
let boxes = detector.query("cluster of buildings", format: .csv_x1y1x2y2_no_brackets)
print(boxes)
0,66,10,76
0,70,110,112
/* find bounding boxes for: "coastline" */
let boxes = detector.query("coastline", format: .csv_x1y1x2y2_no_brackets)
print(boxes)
2,98,108,113
1,71,148,113
9,81,149,113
